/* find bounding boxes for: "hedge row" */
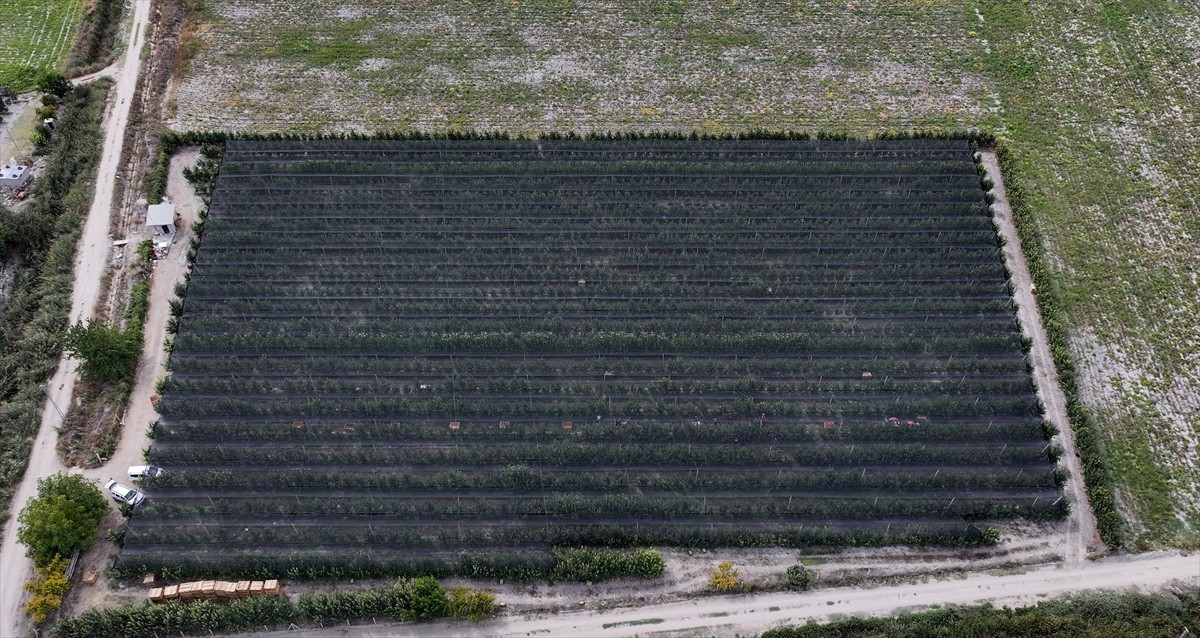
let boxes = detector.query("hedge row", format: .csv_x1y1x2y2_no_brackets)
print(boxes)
51,576,494,638
761,588,1200,638
111,547,665,582
994,140,1122,547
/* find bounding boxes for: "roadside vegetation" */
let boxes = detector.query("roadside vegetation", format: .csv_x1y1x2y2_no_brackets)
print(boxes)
51,576,496,638
761,587,1200,638
64,0,128,78
17,473,108,623
0,79,109,522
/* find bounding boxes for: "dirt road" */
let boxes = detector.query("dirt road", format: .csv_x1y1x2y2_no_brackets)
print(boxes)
0,2,153,636
980,149,1100,566
227,552,1199,638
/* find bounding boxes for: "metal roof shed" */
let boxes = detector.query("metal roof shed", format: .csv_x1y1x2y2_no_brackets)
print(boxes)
147,202,176,236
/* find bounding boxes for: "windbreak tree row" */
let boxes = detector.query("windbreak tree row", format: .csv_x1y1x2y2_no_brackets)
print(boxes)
119,139,1060,580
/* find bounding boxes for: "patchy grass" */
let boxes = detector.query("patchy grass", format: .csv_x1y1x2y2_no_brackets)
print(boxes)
0,0,87,90
166,0,1200,547
977,0,1200,547
167,0,1001,133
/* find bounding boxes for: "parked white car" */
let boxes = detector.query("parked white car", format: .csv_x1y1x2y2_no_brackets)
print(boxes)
127,465,164,482
106,480,146,506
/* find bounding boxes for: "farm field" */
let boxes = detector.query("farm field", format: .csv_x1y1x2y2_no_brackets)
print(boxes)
0,0,86,90
115,138,1060,577
164,0,1200,548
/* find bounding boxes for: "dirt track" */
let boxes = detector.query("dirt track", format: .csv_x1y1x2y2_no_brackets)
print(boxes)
980,149,1101,566
0,2,154,636
223,552,1200,638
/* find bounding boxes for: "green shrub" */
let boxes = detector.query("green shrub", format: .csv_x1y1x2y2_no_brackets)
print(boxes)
786,563,811,590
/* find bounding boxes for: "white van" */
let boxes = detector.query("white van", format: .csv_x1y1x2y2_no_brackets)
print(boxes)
127,465,164,482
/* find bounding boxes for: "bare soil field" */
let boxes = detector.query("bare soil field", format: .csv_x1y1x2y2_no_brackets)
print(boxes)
163,0,1200,550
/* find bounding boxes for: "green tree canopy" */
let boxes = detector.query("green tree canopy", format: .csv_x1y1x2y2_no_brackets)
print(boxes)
63,320,141,385
36,71,73,98
17,473,108,566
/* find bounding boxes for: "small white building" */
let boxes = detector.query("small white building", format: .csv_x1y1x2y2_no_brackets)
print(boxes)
0,160,31,189
146,201,176,253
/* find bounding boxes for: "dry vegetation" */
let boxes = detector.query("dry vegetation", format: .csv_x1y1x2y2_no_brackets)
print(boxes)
162,0,1200,548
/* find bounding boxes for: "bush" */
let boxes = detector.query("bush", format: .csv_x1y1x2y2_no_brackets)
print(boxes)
36,72,72,98
394,576,448,622
17,473,108,566
709,561,740,592
786,563,811,590
24,554,70,623
448,587,496,621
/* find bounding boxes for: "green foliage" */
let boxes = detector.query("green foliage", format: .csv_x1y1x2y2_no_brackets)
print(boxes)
394,576,449,621
63,320,141,386
551,548,666,581
24,554,70,623
709,561,740,592
761,588,1200,638
125,281,150,326
36,71,73,98
448,587,496,621
181,145,223,203
786,563,811,590
54,578,496,638
136,238,154,264
52,596,295,638
0,82,107,524
17,473,107,566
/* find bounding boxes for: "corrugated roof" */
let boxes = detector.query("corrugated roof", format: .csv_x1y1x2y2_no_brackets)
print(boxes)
146,202,175,227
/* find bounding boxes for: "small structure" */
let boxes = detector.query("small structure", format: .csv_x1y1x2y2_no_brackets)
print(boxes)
146,200,176,252
0,160,31,189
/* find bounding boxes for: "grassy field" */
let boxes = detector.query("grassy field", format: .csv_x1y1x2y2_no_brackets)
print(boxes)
0,0,87,91
167,0,1200,547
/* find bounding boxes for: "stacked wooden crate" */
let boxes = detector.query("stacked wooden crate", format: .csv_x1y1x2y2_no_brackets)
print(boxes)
148,579,284,604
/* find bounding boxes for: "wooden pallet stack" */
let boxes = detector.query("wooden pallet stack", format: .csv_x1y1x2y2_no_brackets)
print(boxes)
148,579,283,604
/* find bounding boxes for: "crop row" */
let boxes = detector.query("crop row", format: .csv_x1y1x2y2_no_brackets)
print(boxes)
181,294,1017,317
163,376,1032,400
114,519,986,580
167,352,1029,378
147,440,1053,469
211,215,996,235
193,260,1004,281
174,317,1019,343
214,200,992,219
169,332,1023,356
212,187,985,207
152,418,1046,444
219,159,976,178
131,492,1064,524
145,465,1058,493
193,242,1001,261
